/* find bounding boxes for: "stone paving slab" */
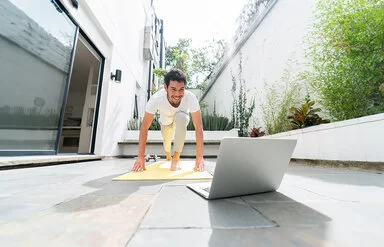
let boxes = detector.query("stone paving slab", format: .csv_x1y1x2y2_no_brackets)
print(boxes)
128,227,329,247
0,159,383,247
0,159,152,246
138,185,275,229
0,194,154,247
128,165,384,247
244,192,332,227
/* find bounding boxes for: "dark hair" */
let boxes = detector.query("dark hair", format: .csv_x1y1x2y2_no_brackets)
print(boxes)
164,69,187,87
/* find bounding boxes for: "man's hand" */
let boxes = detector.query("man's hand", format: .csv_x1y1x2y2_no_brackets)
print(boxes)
132,157,146,172
132,112,154,172
194,157,205,172
191,111,204,172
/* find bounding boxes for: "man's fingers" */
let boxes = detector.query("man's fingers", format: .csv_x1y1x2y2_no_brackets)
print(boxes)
193,164,204,172
199,164,204,171
132,162,145,172
133,166,144,172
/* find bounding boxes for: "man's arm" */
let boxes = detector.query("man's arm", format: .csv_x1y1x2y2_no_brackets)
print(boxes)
131,112,154,172
191,110,204,171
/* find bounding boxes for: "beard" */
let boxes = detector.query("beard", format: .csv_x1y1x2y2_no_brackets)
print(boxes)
167,95,182,107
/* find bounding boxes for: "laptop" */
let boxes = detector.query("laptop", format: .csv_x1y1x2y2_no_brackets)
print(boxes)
187,137,297,200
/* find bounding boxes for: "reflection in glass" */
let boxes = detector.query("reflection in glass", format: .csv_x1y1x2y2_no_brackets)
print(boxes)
0,0,77,152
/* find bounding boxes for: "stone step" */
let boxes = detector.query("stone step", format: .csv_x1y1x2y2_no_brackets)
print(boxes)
119,129,239,158
0,155,103,170
118,139,221,158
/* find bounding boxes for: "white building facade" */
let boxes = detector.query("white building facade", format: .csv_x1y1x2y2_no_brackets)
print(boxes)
0,0,165,156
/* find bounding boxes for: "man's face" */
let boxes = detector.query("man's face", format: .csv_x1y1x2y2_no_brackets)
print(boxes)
164,80,185,107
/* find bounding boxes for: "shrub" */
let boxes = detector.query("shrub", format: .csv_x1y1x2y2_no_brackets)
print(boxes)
128,112,232,131
248,127,265,138
261,58,302,135
305,0,384,120
187,112,232,131
287,96,330,129
127,118,141,130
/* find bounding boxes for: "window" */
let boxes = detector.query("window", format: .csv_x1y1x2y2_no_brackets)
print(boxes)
0,0,77,153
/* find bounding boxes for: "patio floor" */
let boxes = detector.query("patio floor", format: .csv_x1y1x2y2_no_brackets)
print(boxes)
0,158,383,246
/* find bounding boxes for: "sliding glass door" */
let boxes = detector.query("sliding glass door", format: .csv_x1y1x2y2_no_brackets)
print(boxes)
0,0,78,155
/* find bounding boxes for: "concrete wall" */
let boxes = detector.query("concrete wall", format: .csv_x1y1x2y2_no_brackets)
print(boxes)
201,0,316,127
60,0,157,156
263,113,384,162
200,0,384,163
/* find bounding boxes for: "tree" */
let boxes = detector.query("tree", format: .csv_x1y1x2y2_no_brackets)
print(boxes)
165,38,191,81
234,0,271,43
305,0,384,120
161,38,227,89
190,39,227,88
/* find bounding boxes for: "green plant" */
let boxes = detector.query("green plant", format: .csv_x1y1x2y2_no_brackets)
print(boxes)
153,68,166,89
260,58,302,135
248,127,265,137
379,83,384,97
127,112,161,131
127,118,141,130
149,112,161,130
187,112,232,131
287,96,330,129
234,0,272,43
128,110,231,131
165,38,227,89
230,52,255,137
305,0,384,120
199,100,208,112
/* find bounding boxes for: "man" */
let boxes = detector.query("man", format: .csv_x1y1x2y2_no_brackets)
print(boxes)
131,69,205,172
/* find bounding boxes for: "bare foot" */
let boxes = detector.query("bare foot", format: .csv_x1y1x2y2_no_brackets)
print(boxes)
170,158,181,171
166,152,172,161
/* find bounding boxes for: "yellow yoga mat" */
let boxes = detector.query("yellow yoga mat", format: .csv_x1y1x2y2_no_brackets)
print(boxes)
113,160,213,181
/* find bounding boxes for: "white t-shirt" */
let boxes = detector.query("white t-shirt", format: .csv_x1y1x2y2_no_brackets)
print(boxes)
145,89,200,125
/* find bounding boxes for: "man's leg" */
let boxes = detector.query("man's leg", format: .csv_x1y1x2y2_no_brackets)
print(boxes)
161,123,175,161
171,111,190,170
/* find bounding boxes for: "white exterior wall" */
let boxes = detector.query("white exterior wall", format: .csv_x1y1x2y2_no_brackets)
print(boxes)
263,113,384,162
60,0,155,156
200,0,384,163
202,0,316,126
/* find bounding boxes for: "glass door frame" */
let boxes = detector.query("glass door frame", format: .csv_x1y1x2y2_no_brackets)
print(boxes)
59,30,105,155
55,4,105,156
53,27,79,155
86,33,105,155
0,0,105,156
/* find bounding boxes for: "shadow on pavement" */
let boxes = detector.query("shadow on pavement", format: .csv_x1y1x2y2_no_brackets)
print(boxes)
54,173,165,212
208,191,332,247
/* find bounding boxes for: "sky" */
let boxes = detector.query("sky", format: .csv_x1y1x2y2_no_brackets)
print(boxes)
154,0,248,47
